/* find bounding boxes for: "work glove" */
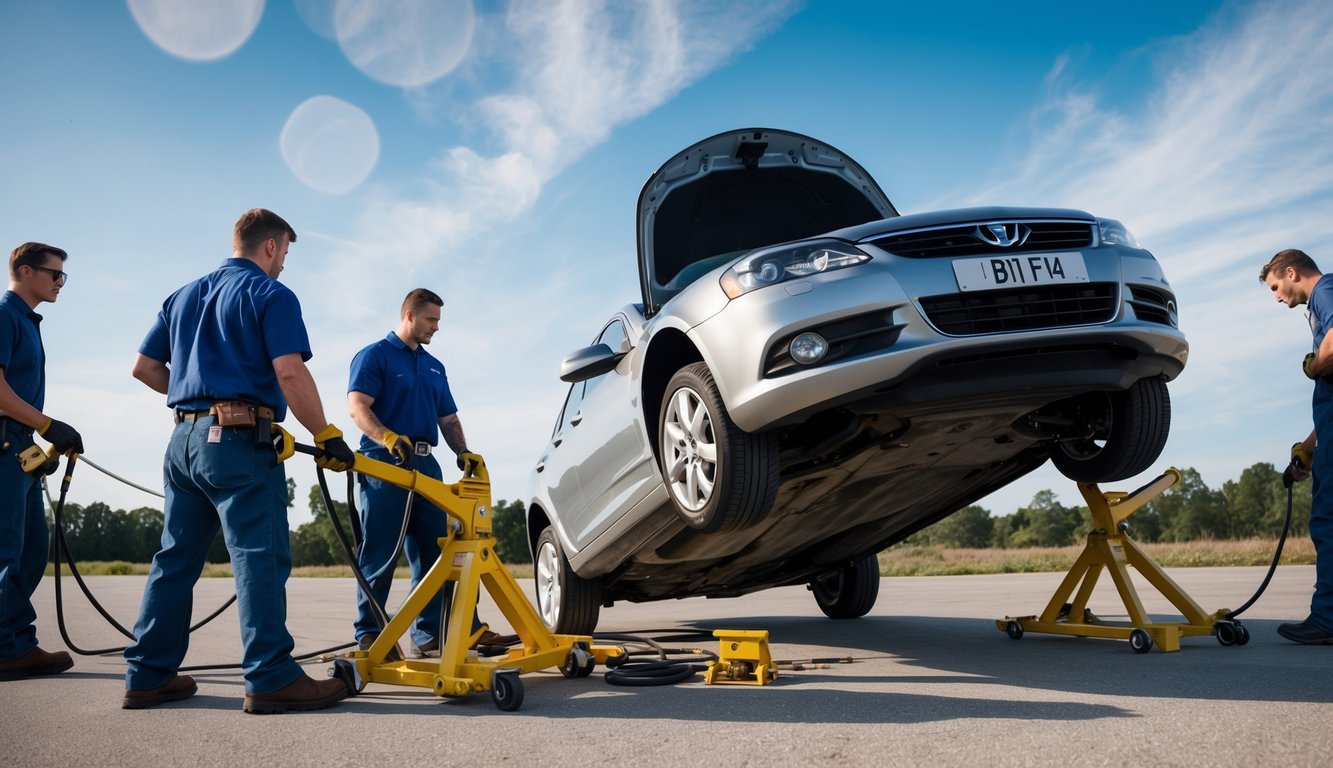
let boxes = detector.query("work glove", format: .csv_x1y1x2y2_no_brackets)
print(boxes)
39,418,83,455
380,429,413,464
456,451,482,477
1304,353,1319,380
313,423,355,472
1292,442,1313,470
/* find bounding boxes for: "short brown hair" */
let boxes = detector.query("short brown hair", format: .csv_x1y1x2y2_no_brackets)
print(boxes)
1261,248,1319,282
10,242,68,279
232,208,297,255
401,288,443,317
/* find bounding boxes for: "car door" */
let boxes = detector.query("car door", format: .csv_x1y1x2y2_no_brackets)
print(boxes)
562,318,659,544
533,379,588,537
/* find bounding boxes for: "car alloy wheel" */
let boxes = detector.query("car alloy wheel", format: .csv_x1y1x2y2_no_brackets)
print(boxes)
1049,375,1171,483
658,363,778,533
533,526,600,635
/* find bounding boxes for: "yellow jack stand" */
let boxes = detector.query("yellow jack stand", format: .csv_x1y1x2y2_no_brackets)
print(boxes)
996,468,1247,653
277,432,624,710
704,629,778,685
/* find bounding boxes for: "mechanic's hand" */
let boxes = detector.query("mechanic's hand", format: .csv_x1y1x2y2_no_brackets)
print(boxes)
380,429,413,464
1304,353,1320,380
39,418,83,455
456,451,482,477
1288,442,1314,484
313,424,355,472
38,450,61,477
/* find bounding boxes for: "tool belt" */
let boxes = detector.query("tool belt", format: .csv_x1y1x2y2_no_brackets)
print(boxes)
175,401,275,427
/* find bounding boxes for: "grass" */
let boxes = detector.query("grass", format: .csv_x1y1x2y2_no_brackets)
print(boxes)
46,539,1309,579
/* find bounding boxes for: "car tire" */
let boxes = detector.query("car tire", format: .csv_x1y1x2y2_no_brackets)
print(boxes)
658,362,778,533
534,527,600,635
1050,376,1171,483
810,555,881,619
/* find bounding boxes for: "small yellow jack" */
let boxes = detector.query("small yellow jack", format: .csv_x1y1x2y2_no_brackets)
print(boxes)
704,629,777,685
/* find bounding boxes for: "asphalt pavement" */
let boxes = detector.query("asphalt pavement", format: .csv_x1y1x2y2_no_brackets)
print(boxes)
3,566,1332,767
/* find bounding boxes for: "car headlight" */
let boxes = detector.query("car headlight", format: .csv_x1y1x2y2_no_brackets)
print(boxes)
719,240,871,299
1097,218,1141,248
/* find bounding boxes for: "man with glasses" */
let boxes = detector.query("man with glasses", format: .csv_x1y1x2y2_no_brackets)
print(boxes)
122,209,357,712
0,242,83,681
1262,248,1333,644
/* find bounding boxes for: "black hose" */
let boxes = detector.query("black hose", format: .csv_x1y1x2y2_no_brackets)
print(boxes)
1224,461,1298,620
594,630,716,686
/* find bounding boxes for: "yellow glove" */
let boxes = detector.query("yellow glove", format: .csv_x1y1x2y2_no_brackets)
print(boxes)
1292,442,1313,470
1304,353,1319,380
313,423,355,472
456,451,482,477
380,429,412,464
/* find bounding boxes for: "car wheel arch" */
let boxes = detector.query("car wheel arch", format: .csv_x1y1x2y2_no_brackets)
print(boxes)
640,328,705,465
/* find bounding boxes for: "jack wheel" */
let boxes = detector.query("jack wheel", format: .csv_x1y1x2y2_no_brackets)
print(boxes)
1235,623,1250,646
1216,621,1238,647
491,669,524,712
1129,628,1154,654
1005,620,1024,640
330,658,361,695
561,648,595,679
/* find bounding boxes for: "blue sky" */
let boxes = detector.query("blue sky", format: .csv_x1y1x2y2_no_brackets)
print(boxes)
4,0,1331,528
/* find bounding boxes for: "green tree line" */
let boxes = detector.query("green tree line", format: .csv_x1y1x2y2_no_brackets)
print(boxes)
49,462,1309,568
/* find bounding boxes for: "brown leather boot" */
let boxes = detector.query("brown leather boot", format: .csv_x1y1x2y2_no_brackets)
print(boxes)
122,675,198,709
242,671,348,714
0,646,73,681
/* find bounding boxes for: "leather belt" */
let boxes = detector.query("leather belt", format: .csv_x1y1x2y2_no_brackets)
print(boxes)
175,402,275,425
414,441,431,456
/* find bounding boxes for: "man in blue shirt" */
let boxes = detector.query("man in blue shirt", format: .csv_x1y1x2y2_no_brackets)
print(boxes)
348,288,514,656
0,242,83,681
1262,247,1333,644
123,209,357,712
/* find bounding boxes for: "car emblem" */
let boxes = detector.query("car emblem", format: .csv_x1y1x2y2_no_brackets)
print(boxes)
976,222,1030,248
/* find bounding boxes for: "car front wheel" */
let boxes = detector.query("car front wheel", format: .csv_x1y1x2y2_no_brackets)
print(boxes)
1049,376,1171,483
658,362,778,533
810,555,881,619
534,526,600,635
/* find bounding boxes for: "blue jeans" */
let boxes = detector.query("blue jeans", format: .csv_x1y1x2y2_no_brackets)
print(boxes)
0,430,48,661
354,447,479,646
1311,404,1333,632
123,417,302,695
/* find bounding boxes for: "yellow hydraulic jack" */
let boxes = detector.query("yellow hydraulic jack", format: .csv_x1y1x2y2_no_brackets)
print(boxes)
276,428,624,710
996,468,1249,653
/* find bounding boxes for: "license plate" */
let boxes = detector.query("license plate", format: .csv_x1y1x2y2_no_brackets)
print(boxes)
952,253,1090,292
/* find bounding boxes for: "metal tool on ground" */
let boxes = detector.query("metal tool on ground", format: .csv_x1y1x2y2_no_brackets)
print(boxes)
704,629,777,685
277,427,625,711
997,468,1249,653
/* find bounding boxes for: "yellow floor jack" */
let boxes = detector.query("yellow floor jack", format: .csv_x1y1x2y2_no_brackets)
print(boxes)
996,468,1249,653
275,428,624,710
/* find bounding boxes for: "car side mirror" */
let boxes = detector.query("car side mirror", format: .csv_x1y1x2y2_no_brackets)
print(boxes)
560,343,626,383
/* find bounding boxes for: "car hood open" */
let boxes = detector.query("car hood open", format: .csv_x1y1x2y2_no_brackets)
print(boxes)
636,128,898,316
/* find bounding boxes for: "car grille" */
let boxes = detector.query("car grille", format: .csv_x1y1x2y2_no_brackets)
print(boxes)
871,220,1094,258
1126,284,1177,326
919,283,1118,335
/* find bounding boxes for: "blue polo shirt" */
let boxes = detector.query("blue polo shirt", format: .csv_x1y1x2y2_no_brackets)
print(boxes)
0,290,44,416
139,258,311,420
1310,274,1333,410
348,332,458,452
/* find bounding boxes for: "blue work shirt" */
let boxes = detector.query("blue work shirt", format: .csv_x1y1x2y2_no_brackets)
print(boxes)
348,332,458,452
139,258,311,420
1310,274,1333,412
0,290,44,415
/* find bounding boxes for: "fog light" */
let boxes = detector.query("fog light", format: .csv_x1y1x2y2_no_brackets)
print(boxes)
790,332,828,365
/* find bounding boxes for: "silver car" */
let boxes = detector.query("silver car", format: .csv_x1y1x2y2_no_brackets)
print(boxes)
527,128,1188,633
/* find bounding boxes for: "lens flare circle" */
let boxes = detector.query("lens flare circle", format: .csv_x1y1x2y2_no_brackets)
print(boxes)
128,0,265,62
334,0,475,88
280,96,380,195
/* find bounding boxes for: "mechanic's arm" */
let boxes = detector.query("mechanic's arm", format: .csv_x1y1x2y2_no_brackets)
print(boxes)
439,412,468,455
0,368,46,428
273,353,334,437
1307,327,1333,378
132,353,170,395
348,391,391,443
